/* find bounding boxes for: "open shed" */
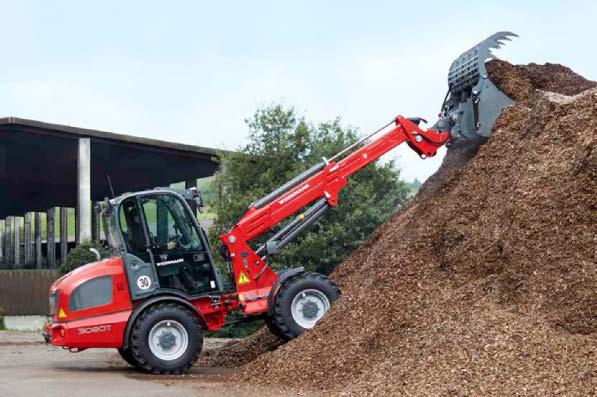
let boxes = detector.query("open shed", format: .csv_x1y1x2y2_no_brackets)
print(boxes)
0,117,221,268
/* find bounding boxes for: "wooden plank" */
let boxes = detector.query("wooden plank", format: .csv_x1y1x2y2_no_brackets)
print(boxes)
47,208,56,269
24,213,33,265
13,217,21,267
35,213,42,269
0,270,56,315
60,208,68,264
91,201,100,241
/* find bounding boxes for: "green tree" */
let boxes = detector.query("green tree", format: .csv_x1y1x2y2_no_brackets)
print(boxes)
210,104,409,276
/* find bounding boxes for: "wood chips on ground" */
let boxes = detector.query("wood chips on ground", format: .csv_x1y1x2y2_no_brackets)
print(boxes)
202,61,597,396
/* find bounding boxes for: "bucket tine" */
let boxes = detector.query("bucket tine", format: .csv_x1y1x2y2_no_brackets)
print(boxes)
435,31,518,145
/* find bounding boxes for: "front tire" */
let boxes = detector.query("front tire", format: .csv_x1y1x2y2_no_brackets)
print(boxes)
130,303,203,374
268,272,340,340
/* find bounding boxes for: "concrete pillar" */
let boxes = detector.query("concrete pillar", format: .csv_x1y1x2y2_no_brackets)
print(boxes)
77,138,92,242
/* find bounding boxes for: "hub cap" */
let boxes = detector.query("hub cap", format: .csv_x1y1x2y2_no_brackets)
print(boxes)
148,320,188,361
290,289,330,329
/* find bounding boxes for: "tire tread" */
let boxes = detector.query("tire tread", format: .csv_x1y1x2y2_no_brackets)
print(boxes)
129,302,202,375
268,272,340,341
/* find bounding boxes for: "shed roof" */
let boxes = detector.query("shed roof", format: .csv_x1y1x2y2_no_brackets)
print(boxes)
0,117,221,217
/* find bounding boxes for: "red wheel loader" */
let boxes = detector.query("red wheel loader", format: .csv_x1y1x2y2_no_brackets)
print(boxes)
44,32,516,374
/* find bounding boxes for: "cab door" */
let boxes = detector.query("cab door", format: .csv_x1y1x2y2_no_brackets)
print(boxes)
138,194,220,296
117,197,160,300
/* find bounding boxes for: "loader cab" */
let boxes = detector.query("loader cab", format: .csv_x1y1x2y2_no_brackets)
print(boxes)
101,188,222,301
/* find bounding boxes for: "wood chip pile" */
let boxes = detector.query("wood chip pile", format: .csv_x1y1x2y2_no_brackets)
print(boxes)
198,328,282,368
207,61,597,396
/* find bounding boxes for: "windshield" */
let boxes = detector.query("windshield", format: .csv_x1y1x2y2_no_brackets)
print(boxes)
139,194,203,252
101,193,204,255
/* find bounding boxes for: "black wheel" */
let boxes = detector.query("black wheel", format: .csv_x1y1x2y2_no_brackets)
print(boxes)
269,272,340,341
264,315,284,338
117,347,138,367
130,303,203,374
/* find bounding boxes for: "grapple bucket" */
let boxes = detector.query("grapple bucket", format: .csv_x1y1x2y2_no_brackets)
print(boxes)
434,31,518,145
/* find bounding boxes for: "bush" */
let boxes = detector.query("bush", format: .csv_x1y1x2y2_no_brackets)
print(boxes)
57,240,110,276
0,306,4,330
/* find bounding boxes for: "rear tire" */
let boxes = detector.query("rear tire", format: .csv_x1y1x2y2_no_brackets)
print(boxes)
264,315,284,338
117,347,138,367
268,272,340,341
130,303,203,374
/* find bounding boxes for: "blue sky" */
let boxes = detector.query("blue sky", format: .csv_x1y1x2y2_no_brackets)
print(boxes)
1,1,595,181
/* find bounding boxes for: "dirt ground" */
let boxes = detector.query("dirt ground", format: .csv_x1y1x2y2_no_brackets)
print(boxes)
0,331,315,397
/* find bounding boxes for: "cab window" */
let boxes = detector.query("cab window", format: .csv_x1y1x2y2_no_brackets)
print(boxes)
139,195,203,252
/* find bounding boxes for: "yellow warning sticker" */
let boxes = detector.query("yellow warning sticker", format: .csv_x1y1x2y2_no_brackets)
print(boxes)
237,272,251,285
58,308,67,319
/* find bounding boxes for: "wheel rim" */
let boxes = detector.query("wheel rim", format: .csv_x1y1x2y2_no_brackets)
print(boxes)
290,289,330,329
148,320,189,361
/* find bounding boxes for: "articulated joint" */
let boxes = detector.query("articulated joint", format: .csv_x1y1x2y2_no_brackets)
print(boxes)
397,116,450,158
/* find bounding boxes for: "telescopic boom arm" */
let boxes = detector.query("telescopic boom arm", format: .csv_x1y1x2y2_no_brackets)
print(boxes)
219,116,450,314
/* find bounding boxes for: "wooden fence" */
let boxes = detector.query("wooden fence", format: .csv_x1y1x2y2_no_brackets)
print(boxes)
0,270,56,315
